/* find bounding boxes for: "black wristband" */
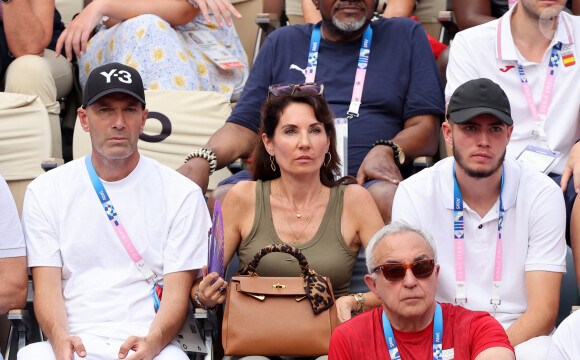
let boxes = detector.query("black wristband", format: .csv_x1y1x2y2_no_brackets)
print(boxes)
372,140,403,166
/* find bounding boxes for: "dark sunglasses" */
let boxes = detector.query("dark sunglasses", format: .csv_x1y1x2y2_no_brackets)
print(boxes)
268,83,325,98
372,259,435,282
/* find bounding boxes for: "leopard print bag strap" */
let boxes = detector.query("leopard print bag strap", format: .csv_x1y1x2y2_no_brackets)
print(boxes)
237,244,334,314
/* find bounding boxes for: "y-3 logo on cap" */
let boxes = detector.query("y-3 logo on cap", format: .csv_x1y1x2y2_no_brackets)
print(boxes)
100,69,132,84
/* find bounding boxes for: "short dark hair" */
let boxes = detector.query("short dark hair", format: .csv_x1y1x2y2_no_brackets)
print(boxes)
251,91,348,187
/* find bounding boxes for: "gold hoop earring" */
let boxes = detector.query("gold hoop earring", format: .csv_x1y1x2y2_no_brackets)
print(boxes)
270,155,277,172
324,152,331,168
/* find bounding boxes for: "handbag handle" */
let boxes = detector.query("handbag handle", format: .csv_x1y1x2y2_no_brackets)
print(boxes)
237,244,335,315
238,243,310,277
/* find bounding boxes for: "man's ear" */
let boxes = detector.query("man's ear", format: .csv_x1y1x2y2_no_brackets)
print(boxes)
140,109,148,134
78,108,90,133
506,125,513,142
442,120,453,146
364,274,379,299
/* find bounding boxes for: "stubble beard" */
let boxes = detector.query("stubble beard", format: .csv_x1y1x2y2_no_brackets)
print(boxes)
453,144,506,179
520,0,564,21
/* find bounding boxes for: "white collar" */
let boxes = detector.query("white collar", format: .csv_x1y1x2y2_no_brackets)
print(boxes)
439,157,519,212
496,4,575,62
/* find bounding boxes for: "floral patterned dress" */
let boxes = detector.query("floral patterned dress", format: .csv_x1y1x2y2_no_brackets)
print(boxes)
79,13,249,100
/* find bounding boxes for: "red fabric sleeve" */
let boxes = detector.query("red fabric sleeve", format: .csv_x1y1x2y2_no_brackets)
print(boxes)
329,326,353,360
468,312,515,359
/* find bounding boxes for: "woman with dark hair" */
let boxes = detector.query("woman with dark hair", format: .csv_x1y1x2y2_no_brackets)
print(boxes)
195,85,384,333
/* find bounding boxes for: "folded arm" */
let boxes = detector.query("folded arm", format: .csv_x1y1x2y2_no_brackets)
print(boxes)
119,270,195,360
506,270,561,347
475,347,515,360
56,0,239,60
451,0,495,31
32,266,87,360
356,114,440,185
0,256,27,314
2,0,55,57
178,122,257,193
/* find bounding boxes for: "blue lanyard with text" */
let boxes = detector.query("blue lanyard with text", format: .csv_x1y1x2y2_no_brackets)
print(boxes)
382,303,443,360
453,163,505,314
85,155,163,312
305,22,372,119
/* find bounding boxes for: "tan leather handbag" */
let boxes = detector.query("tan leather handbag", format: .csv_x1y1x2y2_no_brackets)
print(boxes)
222,244,338,356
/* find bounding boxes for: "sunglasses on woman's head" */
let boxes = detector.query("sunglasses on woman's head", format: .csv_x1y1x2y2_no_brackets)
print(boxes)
268,83,325,98
372,259,435,282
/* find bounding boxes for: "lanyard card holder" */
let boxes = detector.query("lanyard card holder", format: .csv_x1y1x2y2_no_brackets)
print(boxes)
516,145,561,174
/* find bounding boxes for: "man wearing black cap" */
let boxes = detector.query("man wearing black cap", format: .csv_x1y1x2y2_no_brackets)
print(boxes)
392,78,567,359
18,62,211,360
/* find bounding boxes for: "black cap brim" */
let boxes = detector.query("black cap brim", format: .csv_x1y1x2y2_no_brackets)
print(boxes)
83,88,146,108
449,106,513,126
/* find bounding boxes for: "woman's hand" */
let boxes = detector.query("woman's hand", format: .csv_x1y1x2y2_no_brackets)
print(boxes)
197,265,228,308
189,0,242,28
335,295,358,324
55,1,104,61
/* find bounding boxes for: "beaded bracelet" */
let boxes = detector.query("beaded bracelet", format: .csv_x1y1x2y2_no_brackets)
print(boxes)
184,148,217,175
194,289,217,313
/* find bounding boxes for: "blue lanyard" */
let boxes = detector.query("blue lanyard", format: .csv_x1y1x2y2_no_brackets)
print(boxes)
85,155,162,312
306,22,372,118
452,164,505,312
381,303,443,359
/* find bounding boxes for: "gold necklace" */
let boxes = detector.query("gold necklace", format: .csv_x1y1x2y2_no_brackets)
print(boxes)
279,183,321,219
278,184,323,244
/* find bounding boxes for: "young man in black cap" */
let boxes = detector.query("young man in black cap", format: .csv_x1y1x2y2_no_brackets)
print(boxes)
392,78,567,359
19,62,211,360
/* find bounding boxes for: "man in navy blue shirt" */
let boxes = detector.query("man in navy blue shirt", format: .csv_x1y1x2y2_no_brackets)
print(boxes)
179,0,445,223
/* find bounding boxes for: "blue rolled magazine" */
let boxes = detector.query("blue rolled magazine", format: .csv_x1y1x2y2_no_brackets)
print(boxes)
208,200,225,283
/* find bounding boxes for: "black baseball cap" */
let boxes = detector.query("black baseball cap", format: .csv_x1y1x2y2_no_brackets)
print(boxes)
447,78,513,126
82,62,146,108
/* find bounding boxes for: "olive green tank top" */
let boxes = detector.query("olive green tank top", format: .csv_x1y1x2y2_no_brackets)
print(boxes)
237,180,358,298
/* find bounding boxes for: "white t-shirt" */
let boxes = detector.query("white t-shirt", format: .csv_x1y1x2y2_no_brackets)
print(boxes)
392,157,567,328
22,155,211,339
446,6,580,175
0,175,25,258
547,310,580,359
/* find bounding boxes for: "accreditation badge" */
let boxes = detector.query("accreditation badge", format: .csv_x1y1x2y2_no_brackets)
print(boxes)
334,118,348,178
516,145,561,174
183,30,246,69
442,348,454,360
561,45,576,67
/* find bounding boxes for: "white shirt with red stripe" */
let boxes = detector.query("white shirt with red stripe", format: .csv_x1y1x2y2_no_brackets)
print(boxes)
445,5,580,175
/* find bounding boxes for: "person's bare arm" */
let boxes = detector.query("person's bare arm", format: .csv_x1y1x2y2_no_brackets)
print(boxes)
475,347,515,360
451,0,495,31
335,185,384,323
177,122,257,193
118,270,195,360
2,0,54,57
33,266,87,360
572,201,580,291
56,0,240,60
382,0,415,18
506,271,561,347
573,0,580,15
302,0,322,24
0,257,27,314
356,114,439,185
194,181,252,308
